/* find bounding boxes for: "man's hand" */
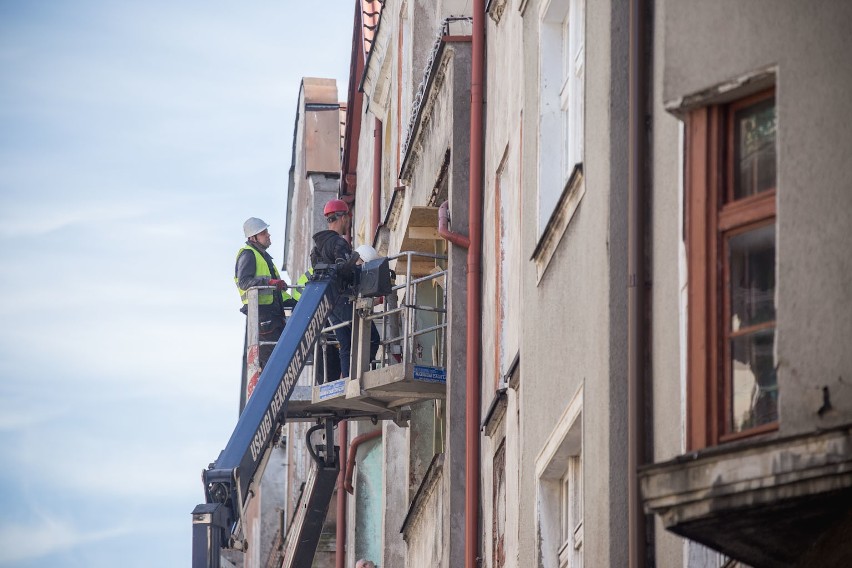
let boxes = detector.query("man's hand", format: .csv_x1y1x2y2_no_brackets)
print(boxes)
268,279,287,291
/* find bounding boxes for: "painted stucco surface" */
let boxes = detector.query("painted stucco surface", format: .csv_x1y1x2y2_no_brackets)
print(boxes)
664,0,852,439
518,1,629,565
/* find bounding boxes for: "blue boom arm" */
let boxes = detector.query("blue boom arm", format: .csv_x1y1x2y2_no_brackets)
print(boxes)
192,266,344,568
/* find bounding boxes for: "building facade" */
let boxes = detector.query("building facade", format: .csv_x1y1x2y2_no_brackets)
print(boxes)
267,1,852,567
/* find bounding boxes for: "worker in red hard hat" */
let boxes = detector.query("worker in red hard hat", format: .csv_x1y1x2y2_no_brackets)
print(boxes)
310,199,379,378
311,199,352,265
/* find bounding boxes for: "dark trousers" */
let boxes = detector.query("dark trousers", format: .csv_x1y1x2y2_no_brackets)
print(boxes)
329,315,380,379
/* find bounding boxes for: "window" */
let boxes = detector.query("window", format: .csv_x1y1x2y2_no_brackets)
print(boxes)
538,0,585,236
686,88,778,450
558,456,583,568
493,441,507,568
536,387,583,568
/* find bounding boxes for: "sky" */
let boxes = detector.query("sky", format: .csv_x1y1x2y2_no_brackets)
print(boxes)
0,2,351,565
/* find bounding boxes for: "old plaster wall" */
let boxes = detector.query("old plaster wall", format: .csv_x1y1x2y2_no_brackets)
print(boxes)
288,79,341,278
351,423,383,565
381,421,408,568
398,45,459,236
664,0,852,438
354,98,376,247
287,83,311,278
396,42,471,568
351,31,471,567
403,464,447,568
480,4,525,568
518,0,629,566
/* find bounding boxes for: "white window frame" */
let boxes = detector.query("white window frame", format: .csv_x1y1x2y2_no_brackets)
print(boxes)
538,0,585,238
536,385,583,568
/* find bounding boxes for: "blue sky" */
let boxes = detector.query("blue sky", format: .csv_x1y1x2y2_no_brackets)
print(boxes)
0,2,350,565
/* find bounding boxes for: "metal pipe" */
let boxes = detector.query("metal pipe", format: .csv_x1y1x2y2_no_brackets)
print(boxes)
438,200,471,249
335,420,348,568
343,428,382,494
387,250,449,261
628,0,648,566
372,118,382,236
404,251,412,367
465,2,485,566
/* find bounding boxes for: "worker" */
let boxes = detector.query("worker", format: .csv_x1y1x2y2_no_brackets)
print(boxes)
291,266,342,384
310,199,380,378
235,217,291,408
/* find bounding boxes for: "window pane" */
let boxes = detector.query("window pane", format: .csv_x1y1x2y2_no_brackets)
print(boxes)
734,98,776,199
729,224,776,332
730,328,778,432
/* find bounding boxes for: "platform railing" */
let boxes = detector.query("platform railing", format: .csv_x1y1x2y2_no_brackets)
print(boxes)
245,249,448,388
364,250,448,372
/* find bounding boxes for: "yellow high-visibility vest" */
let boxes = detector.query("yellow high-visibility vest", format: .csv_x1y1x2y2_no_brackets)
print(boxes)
291,268,312,301
235,246,292,305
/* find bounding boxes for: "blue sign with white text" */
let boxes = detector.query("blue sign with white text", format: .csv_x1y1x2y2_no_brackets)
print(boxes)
413,365,446,383
319,379,345,399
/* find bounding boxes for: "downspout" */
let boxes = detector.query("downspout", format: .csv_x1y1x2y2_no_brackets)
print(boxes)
336,421,348,568
466,2,485,568
343,429,382,494
438,201,471,248
373,118,383,236
628,0,648,566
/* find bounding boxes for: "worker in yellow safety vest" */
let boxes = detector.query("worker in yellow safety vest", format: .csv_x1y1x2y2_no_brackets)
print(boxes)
235,217,293,410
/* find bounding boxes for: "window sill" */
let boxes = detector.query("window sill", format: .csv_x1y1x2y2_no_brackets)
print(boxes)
640,425,852,567
532,163,585,283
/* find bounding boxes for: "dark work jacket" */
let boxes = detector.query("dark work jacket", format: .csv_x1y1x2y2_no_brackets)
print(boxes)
310,230,352,267
311,229,352,321
235,241,286,322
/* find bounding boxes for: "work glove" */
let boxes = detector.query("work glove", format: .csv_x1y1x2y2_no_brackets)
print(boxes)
268,279,287,291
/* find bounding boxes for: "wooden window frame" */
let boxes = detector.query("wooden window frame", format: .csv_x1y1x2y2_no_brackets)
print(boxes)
686,88,778,450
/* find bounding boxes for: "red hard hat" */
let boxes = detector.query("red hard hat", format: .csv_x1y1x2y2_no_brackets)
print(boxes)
323,199,349,216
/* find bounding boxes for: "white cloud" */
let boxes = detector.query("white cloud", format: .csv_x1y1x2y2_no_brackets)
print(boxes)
0,201,152,238
3,390,238,499
0,404,63,432
0,516,130,564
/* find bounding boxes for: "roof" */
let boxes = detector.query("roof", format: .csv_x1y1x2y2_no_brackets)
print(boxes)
361,0,383,59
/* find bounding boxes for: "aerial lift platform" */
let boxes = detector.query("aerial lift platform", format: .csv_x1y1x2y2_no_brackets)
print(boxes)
192,251,448,568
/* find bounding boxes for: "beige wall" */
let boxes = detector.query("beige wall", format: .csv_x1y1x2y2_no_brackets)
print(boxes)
349,4,472,566
648,1,852,564
518,0,630,566
663,0,852,439
480,4,524,568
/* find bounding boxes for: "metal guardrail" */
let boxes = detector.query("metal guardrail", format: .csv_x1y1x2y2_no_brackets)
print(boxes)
245,250,448,388
365,250,448,371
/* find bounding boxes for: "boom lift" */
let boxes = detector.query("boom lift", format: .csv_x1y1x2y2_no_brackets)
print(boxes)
191,255,391,568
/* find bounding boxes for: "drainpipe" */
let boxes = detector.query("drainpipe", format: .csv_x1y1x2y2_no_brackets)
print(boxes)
438,201,471,248
373,118,383,236
466,2,485,567
628,0,648,566
336,421,348,568
343,428,382,494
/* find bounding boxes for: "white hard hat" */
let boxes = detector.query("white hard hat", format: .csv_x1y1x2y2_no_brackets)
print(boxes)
354,244,380,263
243,217,269,238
